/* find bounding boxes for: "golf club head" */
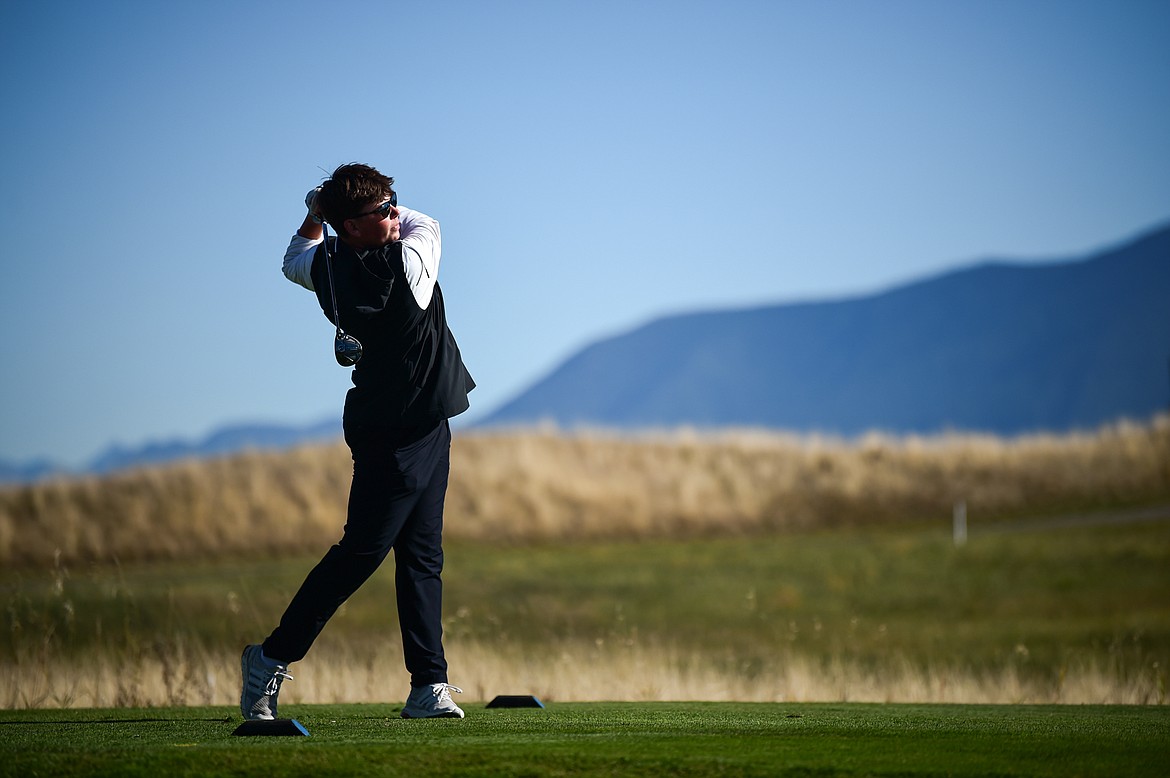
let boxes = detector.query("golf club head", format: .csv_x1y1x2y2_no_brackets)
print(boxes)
334,332,363,366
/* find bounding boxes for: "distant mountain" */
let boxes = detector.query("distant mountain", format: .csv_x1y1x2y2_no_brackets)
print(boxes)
86,419,343,475
480,221,1170,435
0,418,343,485
4,221,1167,486
0,458,62,484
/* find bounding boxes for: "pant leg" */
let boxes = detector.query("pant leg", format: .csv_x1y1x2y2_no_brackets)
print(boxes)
394,420,451,686
262,421,444,664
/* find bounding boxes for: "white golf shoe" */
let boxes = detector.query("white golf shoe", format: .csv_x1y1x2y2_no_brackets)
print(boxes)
240,644,293,720
401,683,465,719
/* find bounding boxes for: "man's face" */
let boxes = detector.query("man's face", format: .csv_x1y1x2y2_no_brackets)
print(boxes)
344,196,400,248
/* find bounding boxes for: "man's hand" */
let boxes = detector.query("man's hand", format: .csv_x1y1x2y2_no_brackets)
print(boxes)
297,186,325,240
305,186,324,224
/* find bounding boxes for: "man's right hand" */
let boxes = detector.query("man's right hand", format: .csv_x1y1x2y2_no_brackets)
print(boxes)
305,186,324,224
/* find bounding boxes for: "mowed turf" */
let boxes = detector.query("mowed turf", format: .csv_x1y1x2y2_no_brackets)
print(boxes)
1,702,1165,777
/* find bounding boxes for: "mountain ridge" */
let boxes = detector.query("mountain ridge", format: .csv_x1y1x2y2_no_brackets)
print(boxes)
4,219,1167,484
0,418,343,484
480,219,1170,435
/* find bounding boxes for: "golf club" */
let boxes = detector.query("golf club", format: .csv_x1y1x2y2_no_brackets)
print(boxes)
321,222,363,366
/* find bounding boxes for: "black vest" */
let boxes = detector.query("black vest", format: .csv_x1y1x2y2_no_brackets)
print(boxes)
311,236,474,428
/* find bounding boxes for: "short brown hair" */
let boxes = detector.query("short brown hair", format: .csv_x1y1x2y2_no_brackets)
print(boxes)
317,163,395,233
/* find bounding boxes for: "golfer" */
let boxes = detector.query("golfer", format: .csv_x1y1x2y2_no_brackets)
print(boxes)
241,163,475,720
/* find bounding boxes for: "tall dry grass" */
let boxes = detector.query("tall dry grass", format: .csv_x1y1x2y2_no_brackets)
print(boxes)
5,637,1163,709
1,415,1168,566
449,415,1170,541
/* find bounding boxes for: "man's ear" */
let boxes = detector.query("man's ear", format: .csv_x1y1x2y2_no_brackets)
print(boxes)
343,219,360,239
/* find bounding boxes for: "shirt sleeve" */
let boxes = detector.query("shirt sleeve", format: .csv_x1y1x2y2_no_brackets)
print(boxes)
282,233,321,291
397,206,441,309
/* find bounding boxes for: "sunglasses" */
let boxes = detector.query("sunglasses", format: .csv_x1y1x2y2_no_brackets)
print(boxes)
352,192,398,221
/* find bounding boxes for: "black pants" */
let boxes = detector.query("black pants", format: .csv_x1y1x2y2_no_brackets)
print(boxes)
263,419,451,687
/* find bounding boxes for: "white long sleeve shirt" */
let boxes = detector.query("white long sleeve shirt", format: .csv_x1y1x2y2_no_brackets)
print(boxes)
281,206,442,310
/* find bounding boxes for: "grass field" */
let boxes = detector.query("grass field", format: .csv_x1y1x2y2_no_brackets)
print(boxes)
4,517,1168,707
1,702,1166,777
2,423,1168,773
4,416,1166,566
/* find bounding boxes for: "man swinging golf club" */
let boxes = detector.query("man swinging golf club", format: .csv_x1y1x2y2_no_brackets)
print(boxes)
240,163,475,720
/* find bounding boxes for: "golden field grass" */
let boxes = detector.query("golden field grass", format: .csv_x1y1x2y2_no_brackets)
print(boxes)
5,520,1168,709
2,416,1168,709
7,636,1163,710
1,415,1168,566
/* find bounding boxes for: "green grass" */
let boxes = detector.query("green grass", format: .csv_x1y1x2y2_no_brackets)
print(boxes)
1,702,1166,777
5,519,1168,692
444,521,1170,673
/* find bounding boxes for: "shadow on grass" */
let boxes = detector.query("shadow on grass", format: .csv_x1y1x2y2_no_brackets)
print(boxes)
0,716,234,725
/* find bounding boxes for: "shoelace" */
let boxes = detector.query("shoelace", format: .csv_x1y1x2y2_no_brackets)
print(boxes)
264,668,294,696
435,684,463,702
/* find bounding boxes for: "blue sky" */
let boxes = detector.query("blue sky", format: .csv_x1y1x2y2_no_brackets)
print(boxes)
1,0,1168,468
